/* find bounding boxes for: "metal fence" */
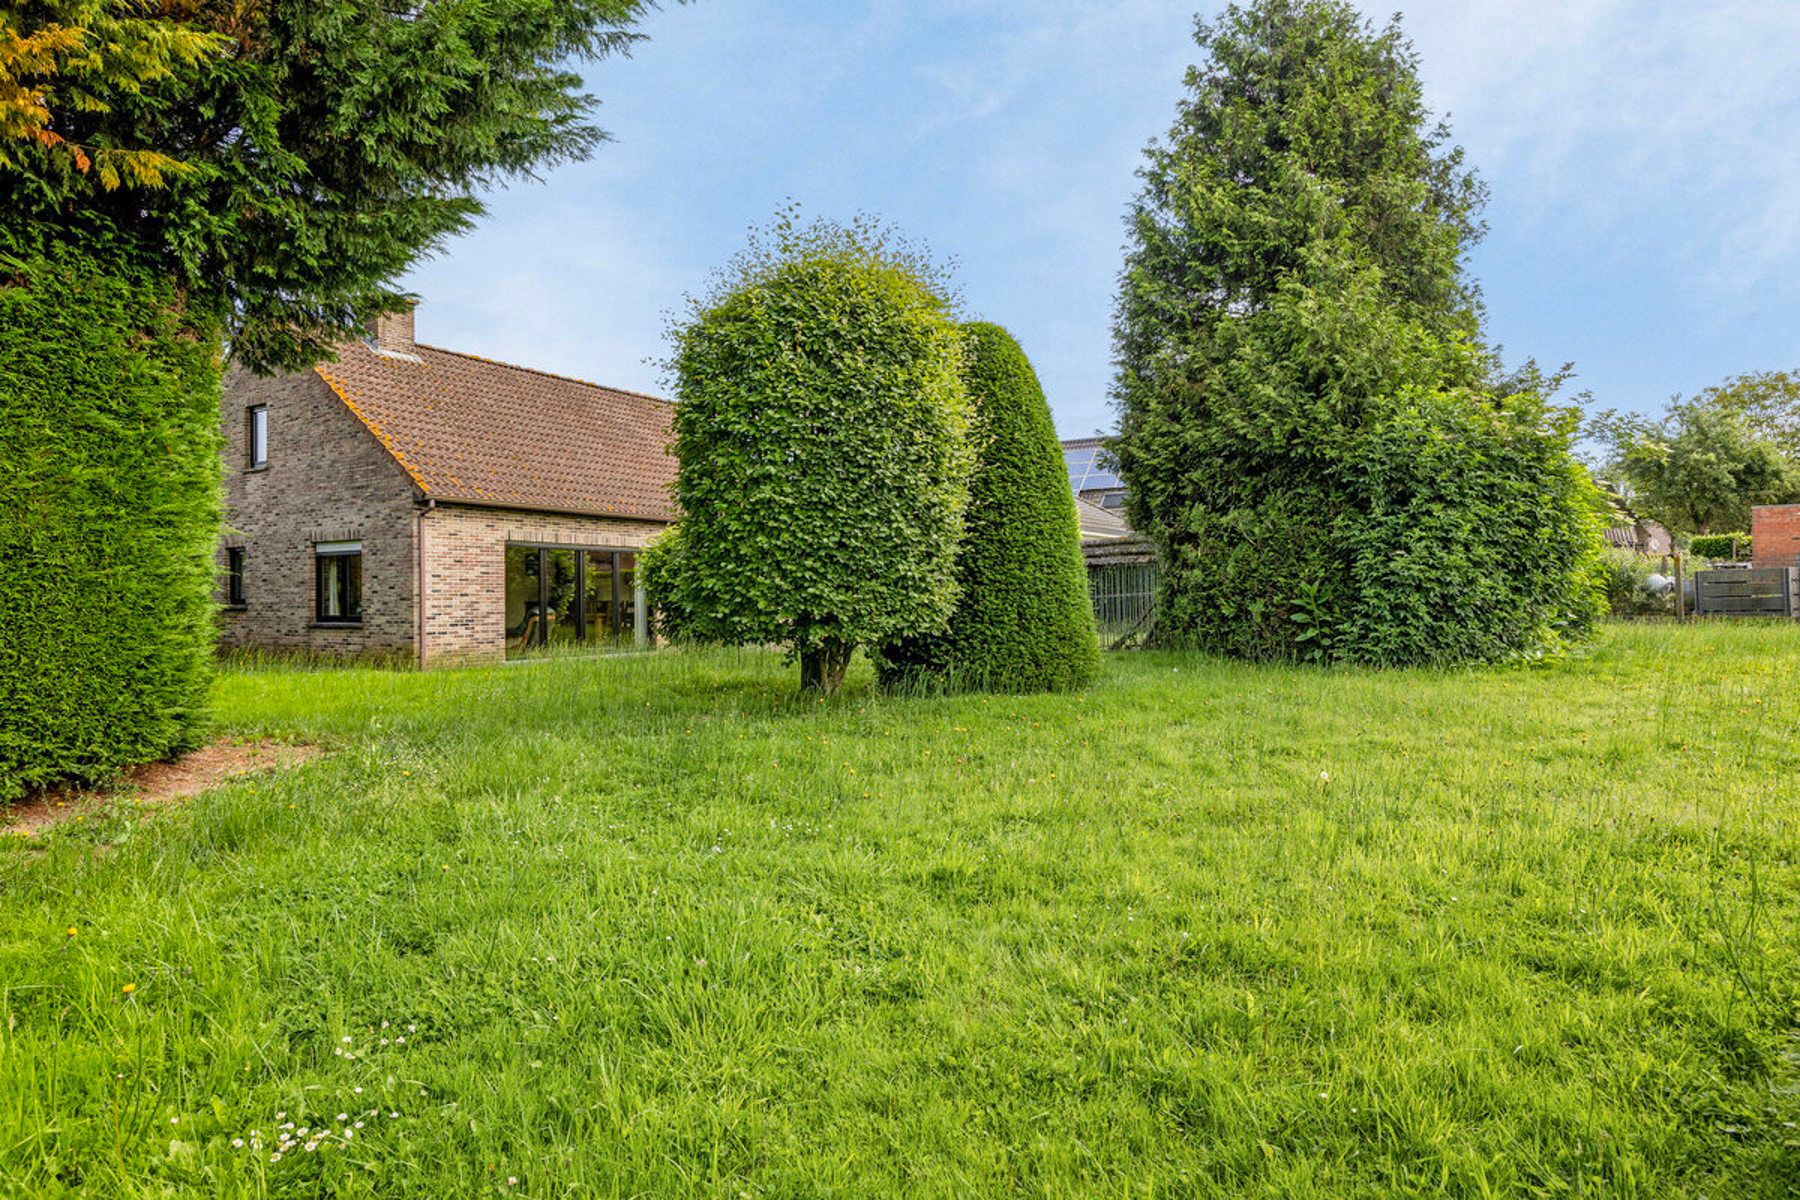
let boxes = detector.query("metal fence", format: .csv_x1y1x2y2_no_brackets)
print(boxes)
1088,562,1157,643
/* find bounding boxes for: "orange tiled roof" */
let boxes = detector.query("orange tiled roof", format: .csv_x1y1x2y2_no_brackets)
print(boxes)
315,340,675,521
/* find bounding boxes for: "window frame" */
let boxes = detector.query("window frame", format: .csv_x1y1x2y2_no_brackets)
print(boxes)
225,546,246,607
247,404,269,470
313,540,363,627
505,542,640,655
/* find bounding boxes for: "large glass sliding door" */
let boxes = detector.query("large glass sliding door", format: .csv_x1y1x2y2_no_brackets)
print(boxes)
505,545,545,654
546,549,579,648
617,552,638,638
584,550,616,639
506,544,644,659
583,550,641,644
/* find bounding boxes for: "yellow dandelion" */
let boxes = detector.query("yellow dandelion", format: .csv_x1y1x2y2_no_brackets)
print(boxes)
121,983,137,995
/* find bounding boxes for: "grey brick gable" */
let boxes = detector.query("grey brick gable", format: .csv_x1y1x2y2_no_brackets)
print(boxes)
217,364,420,658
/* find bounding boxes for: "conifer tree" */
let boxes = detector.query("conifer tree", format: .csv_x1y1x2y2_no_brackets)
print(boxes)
1,0,670,367
1112,0,1600,665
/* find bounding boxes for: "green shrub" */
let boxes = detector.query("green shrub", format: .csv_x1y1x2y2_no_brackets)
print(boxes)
0,240,221,800
636,525,690,643
1596,549,1675,618
1688,533,1750,561
1335,389,1606,663
660,214,972,693
879,323,1099,692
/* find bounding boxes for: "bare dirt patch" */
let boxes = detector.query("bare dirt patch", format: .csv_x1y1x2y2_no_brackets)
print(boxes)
4,739,324,837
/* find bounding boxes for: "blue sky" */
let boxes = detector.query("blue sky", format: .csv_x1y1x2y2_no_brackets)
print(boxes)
401,0,1800,439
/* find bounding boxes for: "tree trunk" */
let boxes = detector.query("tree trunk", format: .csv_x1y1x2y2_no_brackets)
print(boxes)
799,639,853,695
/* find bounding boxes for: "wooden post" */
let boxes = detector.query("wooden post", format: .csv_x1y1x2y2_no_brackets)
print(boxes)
1674,552,1686,620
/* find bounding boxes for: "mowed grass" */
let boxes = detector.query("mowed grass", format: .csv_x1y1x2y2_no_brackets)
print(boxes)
2,624,1797,1198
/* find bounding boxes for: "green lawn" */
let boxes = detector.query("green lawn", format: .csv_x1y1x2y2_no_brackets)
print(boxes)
2,624,1796,1198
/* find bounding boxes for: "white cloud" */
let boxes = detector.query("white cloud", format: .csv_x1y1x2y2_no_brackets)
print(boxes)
1402,0,1800,288
400,186,683,396
396,1,1800,434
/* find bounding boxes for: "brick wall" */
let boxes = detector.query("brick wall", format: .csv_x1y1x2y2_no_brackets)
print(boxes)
1751,504,1800,569
218,366,420,658
420,505,665,667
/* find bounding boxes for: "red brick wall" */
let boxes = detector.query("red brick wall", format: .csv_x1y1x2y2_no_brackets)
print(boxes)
218,366,421,658
419,505,665,667
1751,504,1800,568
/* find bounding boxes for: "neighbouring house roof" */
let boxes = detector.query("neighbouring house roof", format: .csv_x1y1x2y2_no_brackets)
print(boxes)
315,339,676,521
1062,436,1124,498
1594,478,1672,556
1075,495,1132,542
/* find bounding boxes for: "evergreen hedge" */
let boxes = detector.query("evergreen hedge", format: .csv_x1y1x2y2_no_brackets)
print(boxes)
880,323,1099,692
1335,389,1605,663
0,240,222,800
1688,533,1749,561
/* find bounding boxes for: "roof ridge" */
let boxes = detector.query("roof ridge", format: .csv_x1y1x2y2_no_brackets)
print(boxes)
415,343,673,405
313,339,677,521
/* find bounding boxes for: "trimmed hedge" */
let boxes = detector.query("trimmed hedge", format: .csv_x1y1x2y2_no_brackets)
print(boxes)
660,216,972,693
1688,533,1750,561
879,323,1099,692
0,241,222,800
1141,384,1606,666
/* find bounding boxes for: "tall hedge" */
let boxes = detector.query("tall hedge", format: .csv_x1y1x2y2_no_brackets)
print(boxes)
879,323,1099,692
0,241,221,799
659,215,973,693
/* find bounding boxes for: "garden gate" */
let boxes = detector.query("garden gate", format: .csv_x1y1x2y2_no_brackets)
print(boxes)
1088,562,1157,643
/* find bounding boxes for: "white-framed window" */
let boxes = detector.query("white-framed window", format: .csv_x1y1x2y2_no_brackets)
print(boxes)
248,405,269,469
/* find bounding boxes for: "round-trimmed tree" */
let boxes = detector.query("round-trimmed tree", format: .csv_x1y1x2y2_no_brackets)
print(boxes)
879,323,1099,692
659,216,973,693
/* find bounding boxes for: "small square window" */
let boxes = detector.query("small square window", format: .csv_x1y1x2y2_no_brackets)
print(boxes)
226,547,246,606
248,405,268,469
315,541,362,624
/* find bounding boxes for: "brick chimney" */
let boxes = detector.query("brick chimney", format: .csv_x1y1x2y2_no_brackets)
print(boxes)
369,300,421,361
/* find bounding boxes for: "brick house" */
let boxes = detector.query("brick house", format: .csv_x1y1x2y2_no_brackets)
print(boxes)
1751,503,1800,568
218,307,675,666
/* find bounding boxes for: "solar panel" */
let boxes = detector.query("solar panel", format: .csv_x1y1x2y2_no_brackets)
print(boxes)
1062,447,1091,491
1063,445,1121,493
